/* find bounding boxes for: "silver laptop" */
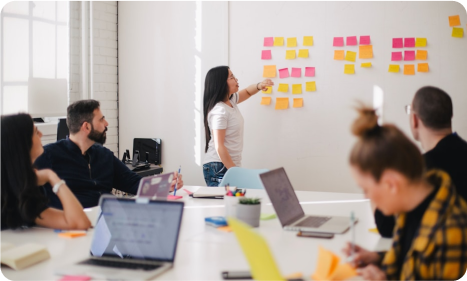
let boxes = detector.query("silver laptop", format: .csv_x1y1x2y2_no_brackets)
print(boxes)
260,167,355,234
56,195,184,280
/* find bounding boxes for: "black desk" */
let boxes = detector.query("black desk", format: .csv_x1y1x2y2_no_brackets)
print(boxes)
126,163,163,177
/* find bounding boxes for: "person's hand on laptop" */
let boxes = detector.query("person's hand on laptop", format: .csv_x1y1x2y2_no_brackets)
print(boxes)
170,171,183,192
341,242,381,268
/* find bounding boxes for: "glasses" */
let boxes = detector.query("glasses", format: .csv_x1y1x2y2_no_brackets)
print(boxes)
405,104,411,115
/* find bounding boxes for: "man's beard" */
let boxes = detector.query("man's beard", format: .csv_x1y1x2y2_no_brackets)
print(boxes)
88,125,107,145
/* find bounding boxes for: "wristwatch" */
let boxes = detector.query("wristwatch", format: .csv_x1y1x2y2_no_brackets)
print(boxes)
53,180,66,194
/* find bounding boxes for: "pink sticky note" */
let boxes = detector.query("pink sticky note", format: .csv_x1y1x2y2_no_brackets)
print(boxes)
261,50,272,60
333,37,344,47
59,276,91,281
393,38,403,48
305,67,315,77
264,37,274,47
404,38,415,48
404,50,415,61
360,35,370,45
279,68,290,79
391,52,403,61
346,36,357,46
291,68,301,77
183,188,193,195
168,195,183,200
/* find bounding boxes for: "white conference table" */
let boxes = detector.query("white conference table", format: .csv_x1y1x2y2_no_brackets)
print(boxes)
1,186,392,280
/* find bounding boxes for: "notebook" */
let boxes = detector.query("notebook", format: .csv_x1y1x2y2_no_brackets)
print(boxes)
1,243,50,270
191,187,225,198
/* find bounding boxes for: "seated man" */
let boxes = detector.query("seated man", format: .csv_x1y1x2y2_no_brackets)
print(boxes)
375,86,467,237
35,100,183,209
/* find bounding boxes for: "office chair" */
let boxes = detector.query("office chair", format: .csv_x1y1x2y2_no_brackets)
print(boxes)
57,118,69,141
218,167,269,189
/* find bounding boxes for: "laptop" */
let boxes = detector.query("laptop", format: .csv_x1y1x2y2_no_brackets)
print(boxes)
136,172,174,199
56,195,184,280
260,167,354,234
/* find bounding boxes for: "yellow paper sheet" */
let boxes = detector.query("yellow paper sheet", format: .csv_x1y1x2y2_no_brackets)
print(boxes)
388,64,400,73
286,50,296,59
306,81,316,92
275,98,289,110
359,45,373,59
404,64,415,75
449,15,461,27
368,228,379,233
344,64,355,74
292,84,302,94
274,37,284,46
260,97,271,105
416,50,427,60
328,263,358,281
278,83,289,93
293,98,303,108
263,65,277,78
311,247,340,281
334,50,345,60
303,36,314,46
345,51,357,62
298,49,309,58
287,37,297,47
418,63,429,72
361,62,372,67
415,38,427,47
452,27,464,38
262,86,272,94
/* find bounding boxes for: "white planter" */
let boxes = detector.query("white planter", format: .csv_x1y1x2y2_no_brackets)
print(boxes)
224,196,239,218
236,203,261,227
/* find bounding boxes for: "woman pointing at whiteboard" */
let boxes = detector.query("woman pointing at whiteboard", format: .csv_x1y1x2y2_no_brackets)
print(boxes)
202,66,273,186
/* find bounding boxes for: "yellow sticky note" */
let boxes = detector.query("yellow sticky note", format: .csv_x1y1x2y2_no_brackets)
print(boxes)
344,64,355,74
263,65,276,78
285,50,296,59
418,63,429,72
303,36,314,46
369,228,379,233
260,97,271,105
359,45,373,59
361,62,372,67
274,37,284,46
277,83,289,93
404,64,415,75
415,38,427,47
416,50,427,60
293,98,303,108
452,27,464,38
306,81,316,92
298,49,309,58
334,50,345,60
388,64,400,73
275,98,289,110
449,15,461,27
287,37,297,47
311,247,340,281
262,86,272,94
345,51,357,62
328,263,358,281
292,84,302,94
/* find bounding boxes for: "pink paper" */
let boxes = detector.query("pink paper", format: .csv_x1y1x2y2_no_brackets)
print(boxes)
261,50,271,60
291,68,301,77
360,35,371,45
404,50,415,61
59,276,91,281
264,37,274,47
168,195,183,200
393,38,403,48
279,68,290,79
346,36,357,46
305,67,315,77
333,37,344,47
183,188,193,195
404,38,415,48
391,52,403,61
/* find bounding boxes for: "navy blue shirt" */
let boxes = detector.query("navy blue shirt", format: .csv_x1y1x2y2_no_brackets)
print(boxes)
35,139,142,209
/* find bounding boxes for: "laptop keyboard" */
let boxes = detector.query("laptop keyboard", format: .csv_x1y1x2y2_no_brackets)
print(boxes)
80,259,161,271
295,216,331,228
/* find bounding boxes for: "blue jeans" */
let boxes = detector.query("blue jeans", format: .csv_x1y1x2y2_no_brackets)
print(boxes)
203,162,227,186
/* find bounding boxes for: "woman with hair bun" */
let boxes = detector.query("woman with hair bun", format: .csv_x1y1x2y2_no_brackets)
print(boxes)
341,105,467,280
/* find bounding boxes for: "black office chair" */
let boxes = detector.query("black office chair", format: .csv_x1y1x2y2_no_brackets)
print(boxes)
57,118,69,141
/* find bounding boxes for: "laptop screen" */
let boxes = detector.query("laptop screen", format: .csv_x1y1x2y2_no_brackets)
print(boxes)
137,172,173,199
90,197,184,262
259,167,305,226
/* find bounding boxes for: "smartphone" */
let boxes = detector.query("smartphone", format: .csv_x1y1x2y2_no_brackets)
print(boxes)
297,231,334,239
221,271,252,280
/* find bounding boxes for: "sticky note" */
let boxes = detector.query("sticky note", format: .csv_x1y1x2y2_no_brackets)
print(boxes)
404,64,415,75
291,67,301,77
418,63,429,72
305,67,315,77
452,27,464,38
286,50,296,59
279,68,290,79
311,247,340,281
293,98,303,108
359,45,373,59
360,35,371,45
262,86,272,94
328,263,358,281
292,84,302,94
346,36,357,46
344,64,355,74
449,15,461,27
306,81,316,92
388,64,400,73
392,52,403,61
261,50,272,60
217,226,232,232
287,37,297,47
415,38,427,47
368,228,379,233
264,37,274,47
298,49,309,58
260,97,271,105
263,65,276,78
168,195,182,200
278,84,289,93
404,50,415,61
333,37,344,47
416,50,427,60
334,50,345,60
345,51,357,62
361,62,372,67
303,36,314,46
274,37,284,46
275,98,289,110
58,232,87,238
59,276,91,281
393,38,403,48
404,38,415,48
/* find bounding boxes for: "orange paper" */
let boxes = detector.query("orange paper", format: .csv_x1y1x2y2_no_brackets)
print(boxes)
275,98,289,110
293,98,303,108
416,50,427,60
311,247,357,281
260,97,271,105
417,63,429,72
328,263,358,281
334,50,345,60
263,65,277,78
404,65,415,75
449,15,461,27
359,45,373,59
58,232,87,238
217,226,232,232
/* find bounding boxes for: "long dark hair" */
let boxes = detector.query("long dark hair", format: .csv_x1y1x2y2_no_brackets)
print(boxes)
1,113,48,229
203,66,230,153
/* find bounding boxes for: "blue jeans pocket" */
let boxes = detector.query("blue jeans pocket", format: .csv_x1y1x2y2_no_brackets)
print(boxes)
203,162,226,186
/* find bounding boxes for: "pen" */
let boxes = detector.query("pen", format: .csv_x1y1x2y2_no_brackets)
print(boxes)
173,166,181,196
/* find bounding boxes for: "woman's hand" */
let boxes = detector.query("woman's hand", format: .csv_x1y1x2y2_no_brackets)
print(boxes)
258,79,274,91
358,264,387,280
342,242,381,268
35,169,60,186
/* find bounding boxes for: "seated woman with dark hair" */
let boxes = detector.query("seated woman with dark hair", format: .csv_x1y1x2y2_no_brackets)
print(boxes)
1,113,91,230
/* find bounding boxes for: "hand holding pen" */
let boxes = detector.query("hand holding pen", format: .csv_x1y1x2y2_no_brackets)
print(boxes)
173,166,182,195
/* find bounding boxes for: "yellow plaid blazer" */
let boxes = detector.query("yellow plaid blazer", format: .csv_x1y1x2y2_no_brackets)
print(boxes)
381,170,467,280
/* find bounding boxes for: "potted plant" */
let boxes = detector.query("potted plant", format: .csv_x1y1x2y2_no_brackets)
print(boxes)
236,198,261,227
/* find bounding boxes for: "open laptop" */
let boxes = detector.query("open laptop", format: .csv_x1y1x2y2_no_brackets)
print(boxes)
260,167,354,234
136,172,173,199
56,195,184,280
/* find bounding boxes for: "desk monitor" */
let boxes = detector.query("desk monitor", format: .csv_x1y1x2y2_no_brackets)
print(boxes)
133,138,161,165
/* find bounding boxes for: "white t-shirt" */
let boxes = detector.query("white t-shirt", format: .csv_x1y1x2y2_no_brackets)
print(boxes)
203,93,244,167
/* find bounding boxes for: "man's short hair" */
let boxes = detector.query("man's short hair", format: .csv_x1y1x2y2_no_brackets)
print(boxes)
412,86,453,130
67,100,100,134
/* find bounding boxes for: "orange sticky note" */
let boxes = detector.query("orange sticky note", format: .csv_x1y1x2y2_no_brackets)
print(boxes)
292,84,302,94
328,263,358,280
334,50,345,60
344,64,355,74
359,45,373,59
311,247,340,281
417,63,429,72
58,232,87,238
263,65,276,78
388,64,400,73
449,15,461,27
404,64,415,75
274,37,284,46
275,98,289,110
306,81,316,92
416,50,427,60
345,51,357,62
293,98,303,108
260,97,271,105
217,226,232,232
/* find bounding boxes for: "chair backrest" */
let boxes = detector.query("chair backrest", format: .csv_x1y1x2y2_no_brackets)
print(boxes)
218,167,269,189
57,118,69,141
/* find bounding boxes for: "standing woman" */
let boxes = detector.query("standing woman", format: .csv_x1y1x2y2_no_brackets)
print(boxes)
202,66,273,186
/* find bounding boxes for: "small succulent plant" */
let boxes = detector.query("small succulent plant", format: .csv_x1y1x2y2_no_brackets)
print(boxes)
238,198,261,205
